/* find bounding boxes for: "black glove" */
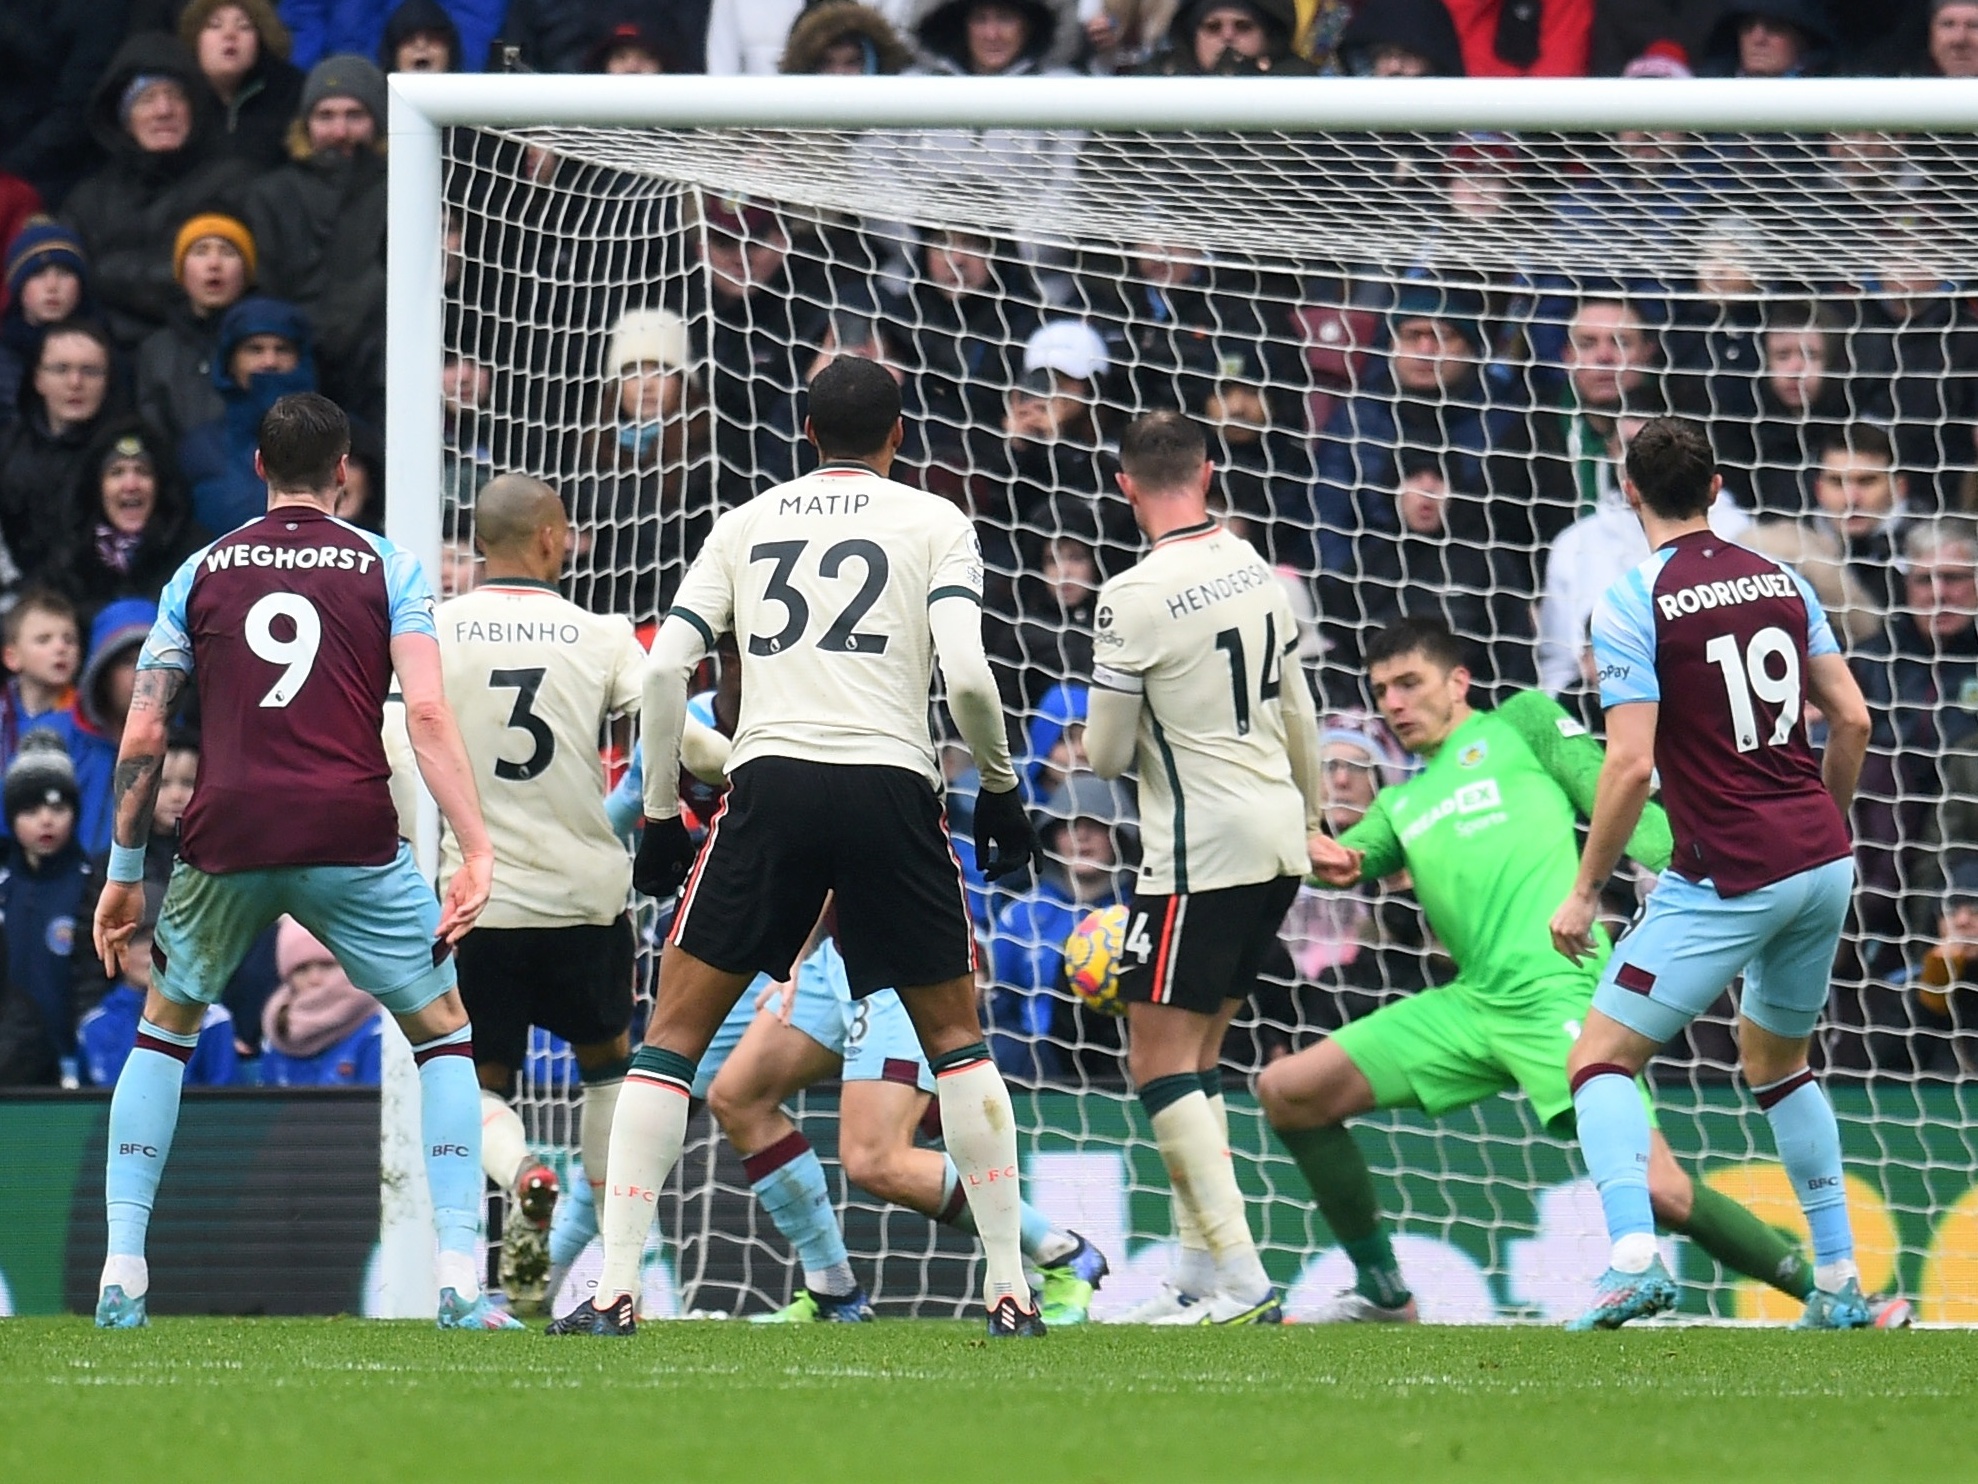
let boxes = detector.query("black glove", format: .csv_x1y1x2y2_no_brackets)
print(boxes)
973,785,1042,884
633,815,699,899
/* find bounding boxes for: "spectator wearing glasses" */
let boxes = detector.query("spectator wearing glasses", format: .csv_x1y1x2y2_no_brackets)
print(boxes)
0,319,120,581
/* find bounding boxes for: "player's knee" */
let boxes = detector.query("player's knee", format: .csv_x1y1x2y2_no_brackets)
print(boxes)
1256,1056,1337,1130
703,1074,752,1138
838,1132,906,1203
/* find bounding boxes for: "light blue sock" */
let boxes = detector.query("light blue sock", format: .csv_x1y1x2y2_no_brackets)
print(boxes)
412,1027,482,1258
1757,1073,1854,1270
549,1167,597,1267
744,1132,855,1296
1572,1067,1656,1247
105,1025,197,1259
937,1155,1061,1262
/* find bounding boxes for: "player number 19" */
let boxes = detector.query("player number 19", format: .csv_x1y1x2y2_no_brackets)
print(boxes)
1705,626,1800,752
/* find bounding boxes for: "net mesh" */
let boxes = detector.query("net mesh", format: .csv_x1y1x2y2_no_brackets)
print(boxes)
438,121,1978,1323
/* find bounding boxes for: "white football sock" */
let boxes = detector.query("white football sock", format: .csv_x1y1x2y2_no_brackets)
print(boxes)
1815,1259,1860,1294
1169,1089,1228,1295
100,1253,149,1298
435,1249,480,1300
598,1075,687,1302
580,1075,623,1200
479,1089,531,1193
1611,1232,1661,1275
1151,1092,1270,1304
936,1053,1029,1310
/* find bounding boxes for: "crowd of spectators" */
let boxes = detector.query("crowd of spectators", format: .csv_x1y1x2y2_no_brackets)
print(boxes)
3,0,1977,1091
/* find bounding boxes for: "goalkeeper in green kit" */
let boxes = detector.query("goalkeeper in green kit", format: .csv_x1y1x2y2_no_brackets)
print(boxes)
1260,617,1909,1326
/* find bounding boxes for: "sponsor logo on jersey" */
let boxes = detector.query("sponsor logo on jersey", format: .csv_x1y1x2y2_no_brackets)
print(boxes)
1654,571,1797,619
1556,717,1587,738
1097,605,1113,629
1398,777,1503,846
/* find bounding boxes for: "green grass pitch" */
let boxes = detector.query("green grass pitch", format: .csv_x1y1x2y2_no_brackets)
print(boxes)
2,1318,1970,1484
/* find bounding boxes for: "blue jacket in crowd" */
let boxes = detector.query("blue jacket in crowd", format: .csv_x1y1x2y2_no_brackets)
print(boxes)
258,1013,384,1086
0,834,89,1066
178,297,318,537
79,983,238,1087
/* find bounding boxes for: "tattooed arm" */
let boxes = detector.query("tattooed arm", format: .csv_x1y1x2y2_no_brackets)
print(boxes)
94,667,185,969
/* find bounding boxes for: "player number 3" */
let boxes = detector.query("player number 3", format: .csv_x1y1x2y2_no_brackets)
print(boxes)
1705,626,1801,753
245,591,323,708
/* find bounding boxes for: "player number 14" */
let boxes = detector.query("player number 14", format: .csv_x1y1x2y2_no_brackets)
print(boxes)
1214,614,1283,736
1705,626,1800,752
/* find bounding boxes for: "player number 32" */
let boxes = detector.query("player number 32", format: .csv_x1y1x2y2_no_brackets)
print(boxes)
1705,625,1801,753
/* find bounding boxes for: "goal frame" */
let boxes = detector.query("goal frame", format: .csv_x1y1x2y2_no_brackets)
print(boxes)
374,72,1978,1316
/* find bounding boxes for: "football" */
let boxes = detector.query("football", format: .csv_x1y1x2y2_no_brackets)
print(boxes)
1063,904,1131,1017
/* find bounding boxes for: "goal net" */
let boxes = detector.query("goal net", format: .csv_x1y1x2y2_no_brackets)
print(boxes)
408,80,1978,1324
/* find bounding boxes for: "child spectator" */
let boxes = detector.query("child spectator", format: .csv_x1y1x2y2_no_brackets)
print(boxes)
0,218,94,427
181,0,306,170
986,771,1132,1083
382,1,464,73
58,597,156,858
78,884,237,1087
135,213,256,452
0,732,91,1085
177,294,315,535
256,918,383,1086
55,420,209,623
0,589,80,781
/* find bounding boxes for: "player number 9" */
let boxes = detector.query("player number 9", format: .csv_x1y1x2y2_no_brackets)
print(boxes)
245,591,323,708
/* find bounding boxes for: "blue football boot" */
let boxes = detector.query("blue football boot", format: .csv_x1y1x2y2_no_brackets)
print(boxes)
437,1287,526,1331
1566,1256,1679,1331
94,1285,148,1329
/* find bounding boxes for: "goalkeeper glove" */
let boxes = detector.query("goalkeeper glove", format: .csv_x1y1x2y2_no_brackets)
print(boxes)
633,815,699,899
973,785,1041,884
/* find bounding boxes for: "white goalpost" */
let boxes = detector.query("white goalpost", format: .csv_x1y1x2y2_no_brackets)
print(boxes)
379,73,1978,1323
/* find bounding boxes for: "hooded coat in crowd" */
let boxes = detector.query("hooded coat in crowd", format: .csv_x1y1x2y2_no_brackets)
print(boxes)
58,33,254,350
780,2,915,72
177,294,317,535
55,416,210,623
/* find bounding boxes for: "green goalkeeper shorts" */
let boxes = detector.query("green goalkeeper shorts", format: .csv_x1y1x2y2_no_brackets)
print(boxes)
1330,977,1651,1138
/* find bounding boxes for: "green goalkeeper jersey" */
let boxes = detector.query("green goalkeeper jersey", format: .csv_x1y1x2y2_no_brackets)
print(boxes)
1339,691,1673,1007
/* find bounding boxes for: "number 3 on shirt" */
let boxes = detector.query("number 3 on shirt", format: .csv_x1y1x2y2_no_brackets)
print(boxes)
1705,626,1800,752
1214,614,1283,736
245,592,322,707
